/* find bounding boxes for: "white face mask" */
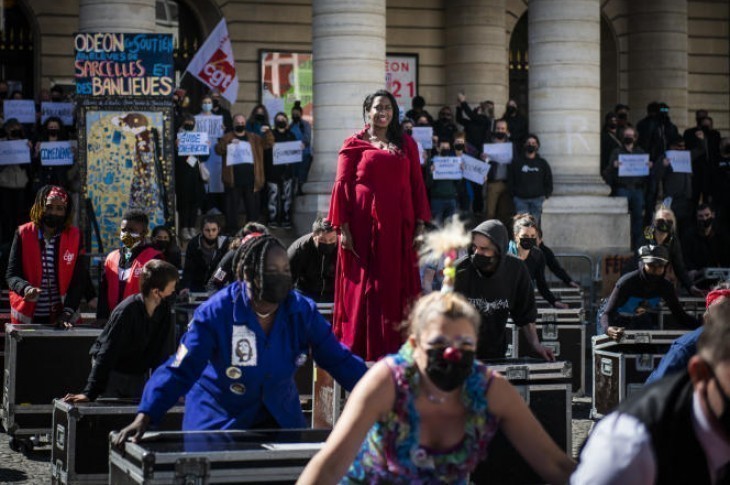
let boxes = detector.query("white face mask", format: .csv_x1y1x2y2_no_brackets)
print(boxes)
202,103,213,112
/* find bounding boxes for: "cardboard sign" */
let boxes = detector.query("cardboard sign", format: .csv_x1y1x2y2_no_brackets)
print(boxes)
411,126,433,150
273,141,303,165
666,150,691,174
482,142,513,164
194,115,224,139
40,141,74,166
227,141,253,165
462,154,489,184
3,100,36,124
0,139,31,165
432,156,462,180
618,153,650,177
177,132,209,156
41,102,74,126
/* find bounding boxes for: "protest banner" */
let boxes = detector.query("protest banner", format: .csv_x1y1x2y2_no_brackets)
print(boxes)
0,139,31,165
185,19,239,104
194,115,224,139
462,154,489,184
177,132,209,156
40,141,74,166
666,150,691,174
618,153,650,177
4,100,36,124
74,33,174,97
273,141,303,165
432,156,462,180
227,141,254,165
482,142,513,164
41,102,74,125
411,126,433,149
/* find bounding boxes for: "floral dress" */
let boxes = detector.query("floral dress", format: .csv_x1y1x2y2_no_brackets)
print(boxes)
343,341,499,484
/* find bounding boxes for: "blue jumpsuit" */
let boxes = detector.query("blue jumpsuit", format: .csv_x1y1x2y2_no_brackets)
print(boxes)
138,281,367,430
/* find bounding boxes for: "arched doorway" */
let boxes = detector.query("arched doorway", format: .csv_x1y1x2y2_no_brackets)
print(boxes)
0,0,36,98
508,12,620,119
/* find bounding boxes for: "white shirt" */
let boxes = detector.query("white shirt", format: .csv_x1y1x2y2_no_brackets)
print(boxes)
571,391,730,485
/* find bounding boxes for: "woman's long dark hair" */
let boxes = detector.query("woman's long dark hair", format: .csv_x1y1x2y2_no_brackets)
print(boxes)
362,90,403,149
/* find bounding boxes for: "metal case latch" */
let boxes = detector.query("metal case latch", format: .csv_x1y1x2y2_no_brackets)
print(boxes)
505,365,529,381
542,324,558,340
636,354,654,371
55,424,65,450
543,341,561,357
601,358,613,377
634,333,651,344
175,457,209,484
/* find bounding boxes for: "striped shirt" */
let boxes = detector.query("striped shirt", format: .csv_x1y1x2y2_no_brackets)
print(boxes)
34,231,62,317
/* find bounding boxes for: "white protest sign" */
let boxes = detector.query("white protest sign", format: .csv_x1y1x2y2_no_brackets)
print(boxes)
482,142,513,164
227,141,254,165
618,153,650,177
411,126,433,149
0,139,31,165
177,132,209,156
3,100,36,124
432,156,462,180
194,115,224,139
40,141,74,166
417,141,425,165
273,141,303,165
666,150,691,174
41,102,74,125
462,154,489,184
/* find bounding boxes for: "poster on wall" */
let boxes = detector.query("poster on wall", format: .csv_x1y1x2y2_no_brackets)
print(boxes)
260,51,419,126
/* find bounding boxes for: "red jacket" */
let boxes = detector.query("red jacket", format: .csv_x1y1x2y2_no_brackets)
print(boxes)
104,246,161,312
9,222,81,324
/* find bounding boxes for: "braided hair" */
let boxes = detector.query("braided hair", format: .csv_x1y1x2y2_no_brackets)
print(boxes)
29,185,73,229
233,234,286,300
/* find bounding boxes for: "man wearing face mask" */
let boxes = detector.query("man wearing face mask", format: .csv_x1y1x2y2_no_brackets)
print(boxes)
508,134,553,225
456,92,494,153
425,139,460,224
113,234,366,440
600,245,699,340
682,204,730,284
97,210,162,320
482,120,516,228
433,106,458,145
573,291,730,485
6,185,87,326
287,217,338,302
181,216,229,294
217,114,273,232
454,219,555,361
267,112,299,228
504,99,528,146
63,260,179,402
209,90,233,133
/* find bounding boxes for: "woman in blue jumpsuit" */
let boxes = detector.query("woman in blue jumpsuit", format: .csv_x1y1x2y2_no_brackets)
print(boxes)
114,235,367,441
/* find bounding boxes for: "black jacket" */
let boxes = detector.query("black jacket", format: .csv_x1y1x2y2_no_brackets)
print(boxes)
682,227,730,271
603,145,649,189
520,246,559,306
181,234,229,292
287,233,336,302
83,294,173,400
454,220,537,359
206,247,236,293
539,242,574,286
508,154,553,199
455,101,492,149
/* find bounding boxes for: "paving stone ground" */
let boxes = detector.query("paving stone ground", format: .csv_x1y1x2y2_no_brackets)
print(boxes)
0,397,597,484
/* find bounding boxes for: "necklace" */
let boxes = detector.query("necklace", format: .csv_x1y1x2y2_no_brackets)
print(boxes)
368,133,391,150
425,391,447,405
255,310,274,319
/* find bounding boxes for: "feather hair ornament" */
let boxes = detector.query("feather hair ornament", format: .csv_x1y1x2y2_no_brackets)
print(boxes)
418,218,471,294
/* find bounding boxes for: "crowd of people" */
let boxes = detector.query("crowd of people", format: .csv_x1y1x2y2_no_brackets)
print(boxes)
2,84,730,483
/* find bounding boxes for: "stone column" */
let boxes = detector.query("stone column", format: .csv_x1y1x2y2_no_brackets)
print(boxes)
79,0,157,33
627,0,688,129
529,0,629,253
445,0,508,110
295,0,386,232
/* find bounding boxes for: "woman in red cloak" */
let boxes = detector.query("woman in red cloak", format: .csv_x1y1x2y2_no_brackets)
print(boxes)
328,90,431,361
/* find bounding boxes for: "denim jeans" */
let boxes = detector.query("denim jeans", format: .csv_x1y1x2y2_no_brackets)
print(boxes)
616,186,645,250
513,196,545,225
430,198,458,225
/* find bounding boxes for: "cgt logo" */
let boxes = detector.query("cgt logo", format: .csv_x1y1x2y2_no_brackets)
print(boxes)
63,250,75,265
133,267,144,279
199,49,235,91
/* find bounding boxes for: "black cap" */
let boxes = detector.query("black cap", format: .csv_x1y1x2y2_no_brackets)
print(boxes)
638,245,669,265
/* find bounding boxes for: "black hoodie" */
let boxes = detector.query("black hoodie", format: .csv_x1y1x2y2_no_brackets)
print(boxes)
454,220,537,359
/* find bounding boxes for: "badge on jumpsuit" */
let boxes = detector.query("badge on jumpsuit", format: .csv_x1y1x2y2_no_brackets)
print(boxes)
232,325,258,367
230,383,246,395
226,366,242,379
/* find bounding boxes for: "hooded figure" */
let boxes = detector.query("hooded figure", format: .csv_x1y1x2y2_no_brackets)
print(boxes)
454,220,539,359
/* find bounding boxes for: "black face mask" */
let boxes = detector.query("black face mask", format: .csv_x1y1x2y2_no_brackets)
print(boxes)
183,124,195,131
317,242,336,256
234,125,246,134
10,130,22,139
425,347,474,392
641,266,665,284
162,292,178,306
261,272,292,304
471,253,499,274
440,149,450,156
519,237,537,250
654,219,673,234
525,145,537,154
255,114,266,123
506,106,517,115
47,129,60,138
275,120,287,129
607,122,617,130
212,99,220,108
154,240,170,251
617,112,628,121
454,143,465,151
699,218,714,230
292,114,301,123
623,136,634,145
494,132,507,141
405,129,413,136
707,365,730,436
42,213,65,229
